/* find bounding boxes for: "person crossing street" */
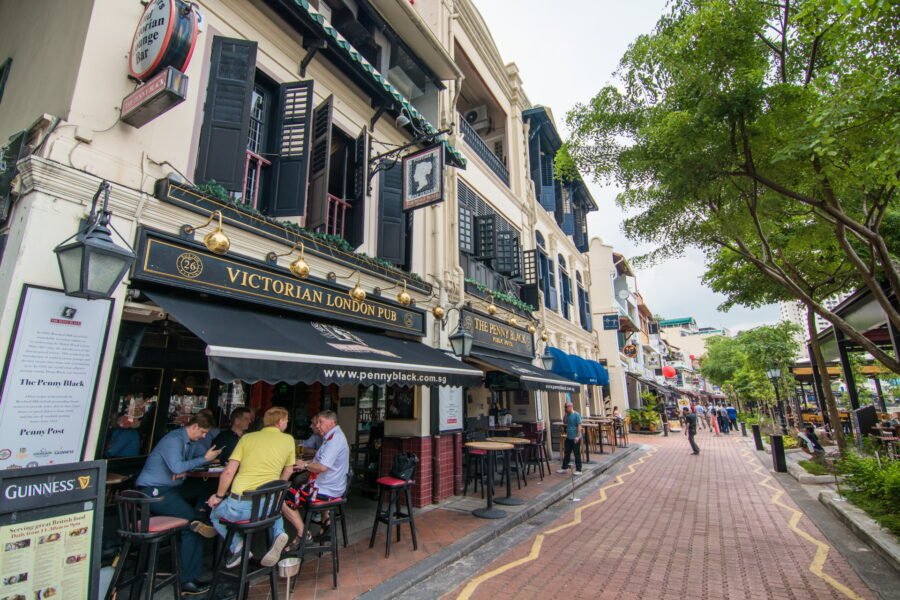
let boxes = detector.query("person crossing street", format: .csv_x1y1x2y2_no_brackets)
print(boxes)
683,407,700,455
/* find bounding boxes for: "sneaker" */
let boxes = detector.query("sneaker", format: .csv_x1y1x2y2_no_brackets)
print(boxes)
573,470,583,476
190,521,217,539
260,532,289,567
556,468,569,473
224,542,247,569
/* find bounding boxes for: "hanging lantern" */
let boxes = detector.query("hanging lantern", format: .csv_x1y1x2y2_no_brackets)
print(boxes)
662,365,677,378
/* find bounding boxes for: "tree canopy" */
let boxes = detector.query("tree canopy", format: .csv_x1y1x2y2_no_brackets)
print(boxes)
562,0,900,372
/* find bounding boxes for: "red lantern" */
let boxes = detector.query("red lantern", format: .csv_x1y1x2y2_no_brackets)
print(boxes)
662,365,677,378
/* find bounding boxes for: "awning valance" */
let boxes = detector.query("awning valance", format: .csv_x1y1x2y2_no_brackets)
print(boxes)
145,292,483,388
467,353,580,394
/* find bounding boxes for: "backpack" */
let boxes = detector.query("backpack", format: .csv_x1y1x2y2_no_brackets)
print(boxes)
390,452,418,481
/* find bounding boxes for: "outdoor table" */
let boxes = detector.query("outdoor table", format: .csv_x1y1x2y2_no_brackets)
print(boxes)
486,426,511,436
465,441,513,518
485,437,530,501
580,422,598,461
186,467,224,480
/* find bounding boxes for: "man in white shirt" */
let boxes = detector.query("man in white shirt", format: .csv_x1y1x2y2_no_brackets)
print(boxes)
694,403,708,430
283,410,349,544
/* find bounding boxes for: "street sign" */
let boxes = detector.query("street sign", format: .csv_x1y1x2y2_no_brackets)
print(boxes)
602,314,619,330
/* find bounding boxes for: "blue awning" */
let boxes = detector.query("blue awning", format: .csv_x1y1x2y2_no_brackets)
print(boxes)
548,347,609,386
548,347,579,382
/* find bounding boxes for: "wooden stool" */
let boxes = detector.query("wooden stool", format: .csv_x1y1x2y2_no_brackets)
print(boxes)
369,477,418,558
464,448,487,497
106,490,188,600
290,496,346,590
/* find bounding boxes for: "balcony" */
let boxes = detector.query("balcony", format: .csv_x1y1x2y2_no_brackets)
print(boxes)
458,114,509,186
325,193,351,238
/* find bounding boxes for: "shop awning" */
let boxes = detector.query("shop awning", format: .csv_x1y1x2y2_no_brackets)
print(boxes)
547,347,579,381
547,348,609,386
145,292,483,387
467,353,580,394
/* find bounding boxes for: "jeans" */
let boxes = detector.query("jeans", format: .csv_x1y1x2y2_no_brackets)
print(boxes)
211,496,285,553
138,484,205,583
562,438,582,471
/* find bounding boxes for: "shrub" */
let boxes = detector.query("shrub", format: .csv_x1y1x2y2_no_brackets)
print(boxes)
837,451,900,536
798,459,829,476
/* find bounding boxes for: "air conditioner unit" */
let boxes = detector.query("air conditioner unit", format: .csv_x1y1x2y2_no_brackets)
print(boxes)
464,105,491,133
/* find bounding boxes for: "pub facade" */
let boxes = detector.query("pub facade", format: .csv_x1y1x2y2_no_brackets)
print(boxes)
0,0,607,513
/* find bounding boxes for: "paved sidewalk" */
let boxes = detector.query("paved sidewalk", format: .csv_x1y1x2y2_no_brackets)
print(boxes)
446,430,880,600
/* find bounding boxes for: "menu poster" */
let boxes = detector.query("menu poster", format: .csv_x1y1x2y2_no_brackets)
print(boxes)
0,287,112,469
439,387,463,432
0,511,92,600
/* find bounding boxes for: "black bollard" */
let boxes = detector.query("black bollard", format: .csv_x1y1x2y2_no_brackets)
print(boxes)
751,424,764,451
663,422,670,437
770,435,787,472
740,422,747,437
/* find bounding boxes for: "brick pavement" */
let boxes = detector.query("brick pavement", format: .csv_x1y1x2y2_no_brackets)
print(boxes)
448,431,875,600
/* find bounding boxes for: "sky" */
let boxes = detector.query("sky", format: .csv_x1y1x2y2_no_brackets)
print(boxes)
472,0,781,334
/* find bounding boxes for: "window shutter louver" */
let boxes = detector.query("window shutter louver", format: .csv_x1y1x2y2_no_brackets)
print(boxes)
195,37,257,191
458,206,474,254
305,95,334,231
343,126,369,248
268,80,314,217
495,232,520,276
377,161,407,266
475,215,496,261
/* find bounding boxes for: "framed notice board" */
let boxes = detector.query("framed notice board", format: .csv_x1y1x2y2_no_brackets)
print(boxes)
0,461,106,599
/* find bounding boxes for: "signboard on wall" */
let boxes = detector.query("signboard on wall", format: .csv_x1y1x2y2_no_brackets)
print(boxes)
0,287,112,469
128,0,200,81
439,387,463,432
0,461,105,600
602,314,619,331
462,309,535,359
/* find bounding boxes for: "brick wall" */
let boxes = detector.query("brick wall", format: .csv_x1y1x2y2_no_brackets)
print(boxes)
381,436,433,507
432,434,458,502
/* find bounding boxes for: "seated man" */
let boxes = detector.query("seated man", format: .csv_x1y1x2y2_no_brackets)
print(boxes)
188,408,221,458
301,414,324,454
798,425,825,457
134,413,221,595
283,410,349,547
207,407,296,568
106,414,141,458
211,407,253,463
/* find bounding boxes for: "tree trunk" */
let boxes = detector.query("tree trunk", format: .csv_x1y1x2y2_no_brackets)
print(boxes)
807,306,846,454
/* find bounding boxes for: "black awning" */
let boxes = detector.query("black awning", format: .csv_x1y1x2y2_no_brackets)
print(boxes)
145,292,483,388
467,353,580,394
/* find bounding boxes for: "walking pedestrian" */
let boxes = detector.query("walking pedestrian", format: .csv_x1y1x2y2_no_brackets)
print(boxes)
694,403,707,430
683,407,700,454
717,404,730,434
726,403,738,432
557,401,583,475
710,405,721,436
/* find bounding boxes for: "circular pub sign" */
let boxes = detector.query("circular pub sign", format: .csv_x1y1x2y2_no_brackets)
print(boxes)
129,0,199,81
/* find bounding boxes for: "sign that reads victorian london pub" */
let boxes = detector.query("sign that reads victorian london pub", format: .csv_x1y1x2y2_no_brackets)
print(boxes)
462,309,535,359
132,230,426,336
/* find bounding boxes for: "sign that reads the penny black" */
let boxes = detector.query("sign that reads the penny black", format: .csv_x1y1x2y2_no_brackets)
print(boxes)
462,309,534,359
132,230,426,337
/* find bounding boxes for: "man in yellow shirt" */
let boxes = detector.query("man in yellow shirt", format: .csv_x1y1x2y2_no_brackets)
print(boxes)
207,406,295,568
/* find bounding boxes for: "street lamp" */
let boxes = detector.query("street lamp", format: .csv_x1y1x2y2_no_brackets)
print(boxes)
765,368,788,434
541,347,555,371
448,322,473,358
54,181,135,300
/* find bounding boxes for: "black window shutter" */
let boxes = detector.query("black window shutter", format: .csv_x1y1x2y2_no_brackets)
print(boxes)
305,95,334,231
459,206,474,254
475,214,496,261
377,161,406,265
0,58,12,106
547,258,558,311
522,250,537,285
268,80,314,217
495,231,517,276
195,38,257,191
344,126,369,248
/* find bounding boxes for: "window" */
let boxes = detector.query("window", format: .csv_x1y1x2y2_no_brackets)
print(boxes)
558,255,572,320
577,272,591,331
195,39,371,247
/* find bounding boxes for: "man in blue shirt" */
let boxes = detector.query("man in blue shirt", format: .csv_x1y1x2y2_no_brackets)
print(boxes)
557,401,583,475
726,403,738,431
135,412,221,595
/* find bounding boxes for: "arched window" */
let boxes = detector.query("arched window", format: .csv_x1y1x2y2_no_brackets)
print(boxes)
536,231,545,249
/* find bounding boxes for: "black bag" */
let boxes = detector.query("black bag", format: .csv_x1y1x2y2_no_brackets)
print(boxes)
390,452,418,481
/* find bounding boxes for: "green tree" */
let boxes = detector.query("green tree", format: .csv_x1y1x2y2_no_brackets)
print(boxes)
562,0,900,373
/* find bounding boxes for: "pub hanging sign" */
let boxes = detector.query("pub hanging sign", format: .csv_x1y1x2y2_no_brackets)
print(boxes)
129,0,200,81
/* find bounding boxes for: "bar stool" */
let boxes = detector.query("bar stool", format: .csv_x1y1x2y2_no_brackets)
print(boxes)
525,430,550,480
369,476,418,558
463,448,487,497
615,420,629,447
290,496,346,590
208,480,289,600
599,421,616,453
106,490,187,600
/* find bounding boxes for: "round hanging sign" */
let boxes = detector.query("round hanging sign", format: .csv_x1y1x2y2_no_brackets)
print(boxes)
129,0,199,81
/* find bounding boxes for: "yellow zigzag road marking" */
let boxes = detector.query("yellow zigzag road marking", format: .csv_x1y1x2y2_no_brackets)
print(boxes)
739,449,863,600
456,447,658,600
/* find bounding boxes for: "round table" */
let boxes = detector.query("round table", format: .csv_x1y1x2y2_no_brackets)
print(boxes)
485,437,529,505
465,441,513,518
